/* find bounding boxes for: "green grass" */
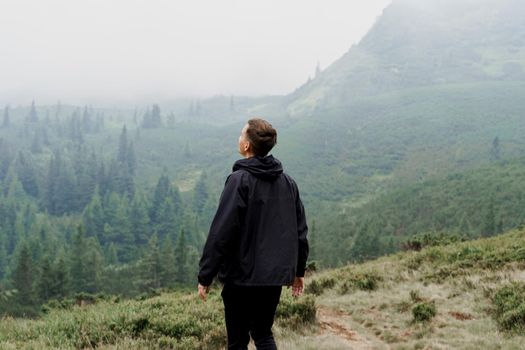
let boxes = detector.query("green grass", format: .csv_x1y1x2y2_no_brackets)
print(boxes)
0,289,315,349
492,282,525,333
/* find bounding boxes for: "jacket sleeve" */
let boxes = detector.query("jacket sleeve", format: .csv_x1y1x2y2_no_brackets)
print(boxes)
198,172,246,286
295,184,309,277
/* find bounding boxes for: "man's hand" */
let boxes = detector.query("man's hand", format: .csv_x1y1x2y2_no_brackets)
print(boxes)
198,284,210,302
290,277,304,297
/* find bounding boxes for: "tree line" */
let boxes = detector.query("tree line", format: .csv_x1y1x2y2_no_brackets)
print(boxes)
0,103,213,316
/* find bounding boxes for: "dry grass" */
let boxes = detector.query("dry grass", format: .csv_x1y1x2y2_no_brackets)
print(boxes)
284,229,525,349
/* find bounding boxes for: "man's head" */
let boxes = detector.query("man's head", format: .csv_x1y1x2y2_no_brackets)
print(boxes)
238,118,277,158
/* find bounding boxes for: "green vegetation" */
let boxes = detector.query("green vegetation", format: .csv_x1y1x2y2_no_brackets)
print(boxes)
492,282,525,333
412,302,437,323
0,289,315,349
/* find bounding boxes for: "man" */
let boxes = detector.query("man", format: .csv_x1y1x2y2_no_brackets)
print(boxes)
197,118,309,350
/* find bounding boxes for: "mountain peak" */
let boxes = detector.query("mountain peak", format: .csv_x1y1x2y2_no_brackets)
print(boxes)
287,0,525,116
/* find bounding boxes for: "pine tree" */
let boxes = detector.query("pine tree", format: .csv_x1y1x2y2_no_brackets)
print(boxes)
141,104,162,128
37,255,54,301
175,229,188,285
193,172,208,215
1,105,10,128
150,174,171,224
44,153,60,213
75,151,98,209
54,155,76,214
117,125,128,164
129,192,150,246
107,158,135,199
104,194,134,262
69,226,88,292
167,112,176,128
127,141,136,176
106,243,119,265
15,151,39,197
97,161,108,195
315,61,321,78
82,106,93,133
151,104,162,127
11,242,36,306
156,197,178,240
29,100,38,122
30,130,43,154
490,136,501,161
84,238,104,293
0,138,13,181
5,167,27,199
160,236,176,288
51,252,71,299
83,189,105,242
138,233,161,291
44,151,76,215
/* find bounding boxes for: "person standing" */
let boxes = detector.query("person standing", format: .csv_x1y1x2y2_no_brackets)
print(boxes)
197,118,309,350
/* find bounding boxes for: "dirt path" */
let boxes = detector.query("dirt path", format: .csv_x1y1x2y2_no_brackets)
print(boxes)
317,306,385,350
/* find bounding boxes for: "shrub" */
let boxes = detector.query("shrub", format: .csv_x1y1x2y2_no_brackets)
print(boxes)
276,293,316,329
355,274,378,291
412,302,436,322
492,282,525,332
345,272,381,292
403,232,466,251
305,277,336,295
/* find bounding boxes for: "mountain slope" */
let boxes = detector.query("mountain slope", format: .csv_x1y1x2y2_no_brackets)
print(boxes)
297,228,525,349
287,0,525,116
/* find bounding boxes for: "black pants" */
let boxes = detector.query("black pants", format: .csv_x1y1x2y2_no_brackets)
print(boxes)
221,284,282,350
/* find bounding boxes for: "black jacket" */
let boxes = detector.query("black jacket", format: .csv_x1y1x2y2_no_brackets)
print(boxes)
198,155,308,286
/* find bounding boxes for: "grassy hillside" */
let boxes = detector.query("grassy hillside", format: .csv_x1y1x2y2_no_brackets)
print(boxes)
297,228,525,349
2,228,525,349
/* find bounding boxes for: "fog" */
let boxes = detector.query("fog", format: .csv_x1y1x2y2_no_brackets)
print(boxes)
0,0,390,106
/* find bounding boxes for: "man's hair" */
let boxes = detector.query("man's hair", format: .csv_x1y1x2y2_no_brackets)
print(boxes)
246,118,277,157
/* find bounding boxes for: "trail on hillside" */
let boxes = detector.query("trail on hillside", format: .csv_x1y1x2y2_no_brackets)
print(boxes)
317,306,386,350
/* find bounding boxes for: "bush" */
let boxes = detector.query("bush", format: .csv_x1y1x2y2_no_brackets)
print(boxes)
354,274,378,291
403,232,466,251
305,277,336,295
276,293,316,330
346,272,380,292
412,302,436,322
492,282,525,332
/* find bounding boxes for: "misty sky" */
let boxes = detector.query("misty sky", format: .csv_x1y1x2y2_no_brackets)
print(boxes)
1,0,391,106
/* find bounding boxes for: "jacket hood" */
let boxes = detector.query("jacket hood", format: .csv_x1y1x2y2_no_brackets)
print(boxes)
233,155,283,180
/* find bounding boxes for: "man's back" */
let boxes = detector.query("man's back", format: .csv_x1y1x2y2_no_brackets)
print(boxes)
198,155,308,287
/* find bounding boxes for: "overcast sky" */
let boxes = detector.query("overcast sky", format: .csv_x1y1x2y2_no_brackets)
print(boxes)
0,0,391,106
